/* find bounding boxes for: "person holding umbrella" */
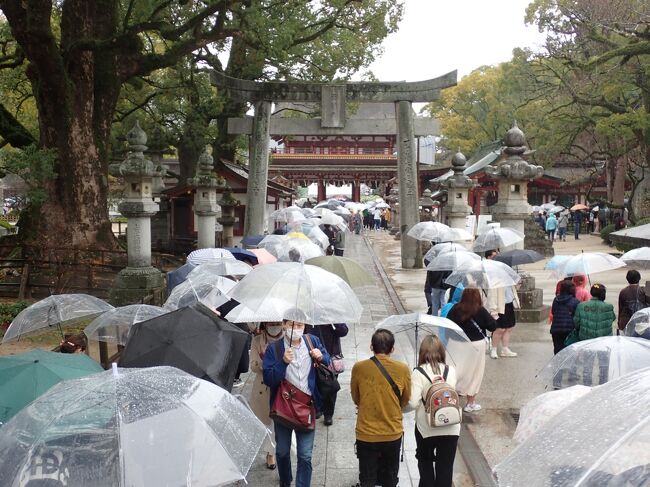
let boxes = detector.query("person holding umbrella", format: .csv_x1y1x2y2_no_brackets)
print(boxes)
447,289,497,413
304,323,349,426
573,210,583,240
249,322,284,470
263,314,330,487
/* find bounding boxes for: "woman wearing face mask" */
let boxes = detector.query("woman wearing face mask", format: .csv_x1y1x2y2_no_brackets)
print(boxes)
249,322,284,470
263,313,330,487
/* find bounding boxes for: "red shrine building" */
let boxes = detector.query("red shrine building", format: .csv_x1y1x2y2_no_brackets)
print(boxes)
268,103,440,200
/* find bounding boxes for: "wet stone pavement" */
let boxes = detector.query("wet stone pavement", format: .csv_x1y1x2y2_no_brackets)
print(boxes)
238,232,427,487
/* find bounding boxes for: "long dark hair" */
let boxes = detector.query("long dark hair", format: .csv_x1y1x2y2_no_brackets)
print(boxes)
452,288,482,323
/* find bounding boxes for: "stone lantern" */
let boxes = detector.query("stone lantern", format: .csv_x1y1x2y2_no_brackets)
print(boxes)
419,189,436,222
442,151,477,231
109,121,166,305
188,148,222,249
218,187,240,248
386,185,400,236
485,123,544,249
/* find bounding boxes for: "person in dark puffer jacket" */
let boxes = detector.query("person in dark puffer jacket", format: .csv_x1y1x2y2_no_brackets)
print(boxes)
550,280,580,354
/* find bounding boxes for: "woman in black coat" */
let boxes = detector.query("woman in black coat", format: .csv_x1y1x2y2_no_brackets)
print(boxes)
304,323,348,425
550,280,580,355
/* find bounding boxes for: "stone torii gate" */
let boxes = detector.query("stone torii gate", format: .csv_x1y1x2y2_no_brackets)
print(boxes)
211,71,457,269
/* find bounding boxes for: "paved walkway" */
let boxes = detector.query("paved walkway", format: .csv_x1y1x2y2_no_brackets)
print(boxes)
240,232,455,487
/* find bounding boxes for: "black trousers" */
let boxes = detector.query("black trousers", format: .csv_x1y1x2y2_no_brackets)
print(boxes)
321,374,339,417
356,438,401,487
414,428,458,487
552,332,570,355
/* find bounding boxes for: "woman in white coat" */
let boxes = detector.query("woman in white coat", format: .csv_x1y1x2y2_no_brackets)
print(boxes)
409,335,461,487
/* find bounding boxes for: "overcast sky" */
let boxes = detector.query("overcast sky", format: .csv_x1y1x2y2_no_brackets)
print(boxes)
365,0,546,82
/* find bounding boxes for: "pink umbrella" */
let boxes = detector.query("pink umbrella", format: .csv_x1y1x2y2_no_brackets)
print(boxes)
249,248,277,265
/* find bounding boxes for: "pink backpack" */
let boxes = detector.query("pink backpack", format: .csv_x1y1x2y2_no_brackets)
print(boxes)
416,365,462,428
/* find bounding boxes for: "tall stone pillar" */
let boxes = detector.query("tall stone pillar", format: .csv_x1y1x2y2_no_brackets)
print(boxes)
442,151,477,231
486,124,544,249
109,122,166,305
244,100,271,237
395,101,421,269
317,178,326,201
188,148,222,249
218,187,240,248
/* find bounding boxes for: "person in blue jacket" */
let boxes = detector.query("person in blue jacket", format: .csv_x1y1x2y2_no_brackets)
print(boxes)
263,314,330,487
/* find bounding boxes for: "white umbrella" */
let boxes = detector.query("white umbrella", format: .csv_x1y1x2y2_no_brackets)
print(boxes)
621,247,650,269
423,243,471,263
225,262,363,324
164,276,236,311
407,221,468,242
445,259,521,289
186,248,236,265
554,252,626,278
537,336,650,388
186,259,253,281
374,202,389,209
83,304,167,346
2,294,114,343
426,250,481,271
494,366,650,486
376,313,471,364
300,208,317,217
472,227,524,252
0,366,267,486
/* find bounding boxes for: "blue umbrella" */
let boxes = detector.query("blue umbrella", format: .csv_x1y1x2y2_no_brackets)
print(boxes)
241,235,265,247
167,263,196,293
223,247,258,265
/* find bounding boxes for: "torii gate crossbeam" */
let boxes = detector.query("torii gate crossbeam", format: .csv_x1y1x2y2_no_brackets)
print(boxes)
211,71,457,269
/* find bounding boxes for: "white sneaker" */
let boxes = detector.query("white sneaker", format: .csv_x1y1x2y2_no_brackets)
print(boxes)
464,403,482,413
463,404,474,413
499,348,518,358
490,348,499,359
471,403,482,412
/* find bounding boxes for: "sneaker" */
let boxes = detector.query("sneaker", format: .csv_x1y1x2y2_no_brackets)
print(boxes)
232,378,243,388
490,348,499,359
463,403,482,413
324,416,333,426
499,348,518,358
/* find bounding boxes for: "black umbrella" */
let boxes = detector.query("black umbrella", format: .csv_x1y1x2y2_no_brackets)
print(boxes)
494,249,544,268
119,302,248,391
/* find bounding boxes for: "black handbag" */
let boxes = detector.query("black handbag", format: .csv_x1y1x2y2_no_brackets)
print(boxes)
305,335,341,397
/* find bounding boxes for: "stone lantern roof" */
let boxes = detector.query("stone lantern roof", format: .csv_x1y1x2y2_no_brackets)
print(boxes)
485,123,544,181
109,121,166,179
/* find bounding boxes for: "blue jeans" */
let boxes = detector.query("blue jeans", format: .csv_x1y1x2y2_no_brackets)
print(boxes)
558,227,567,240
429,288,447,316
275,421,315,487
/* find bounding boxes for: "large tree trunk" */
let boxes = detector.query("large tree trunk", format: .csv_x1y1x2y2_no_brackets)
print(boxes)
3,0,121,254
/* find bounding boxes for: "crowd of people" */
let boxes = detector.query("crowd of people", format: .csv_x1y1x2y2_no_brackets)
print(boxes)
535,207,628,243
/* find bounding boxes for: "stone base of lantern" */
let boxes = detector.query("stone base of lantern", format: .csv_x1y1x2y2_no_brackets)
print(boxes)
110,266,165,306
514,273,551,324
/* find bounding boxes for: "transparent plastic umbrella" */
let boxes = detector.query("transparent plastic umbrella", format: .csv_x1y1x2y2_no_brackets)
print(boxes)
554,252,626,278
276,239,324,263
0,366,267,486
375,313,471,365
494,366,650,487
621,247,650,269
287,222,330,250
164,276,236,311
407,221,452,241
513,385,592,444
305,255,374,288
444,259,521,289
625,308,650,338
2,294,114,343
186,259,253,281
544,255,571,271
423,243,471,263
186,247,236,265
472,227,524,252
83,304,168,345
225,262,363,324
537,336,650,388
426,250,481,271
269,206,305,223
